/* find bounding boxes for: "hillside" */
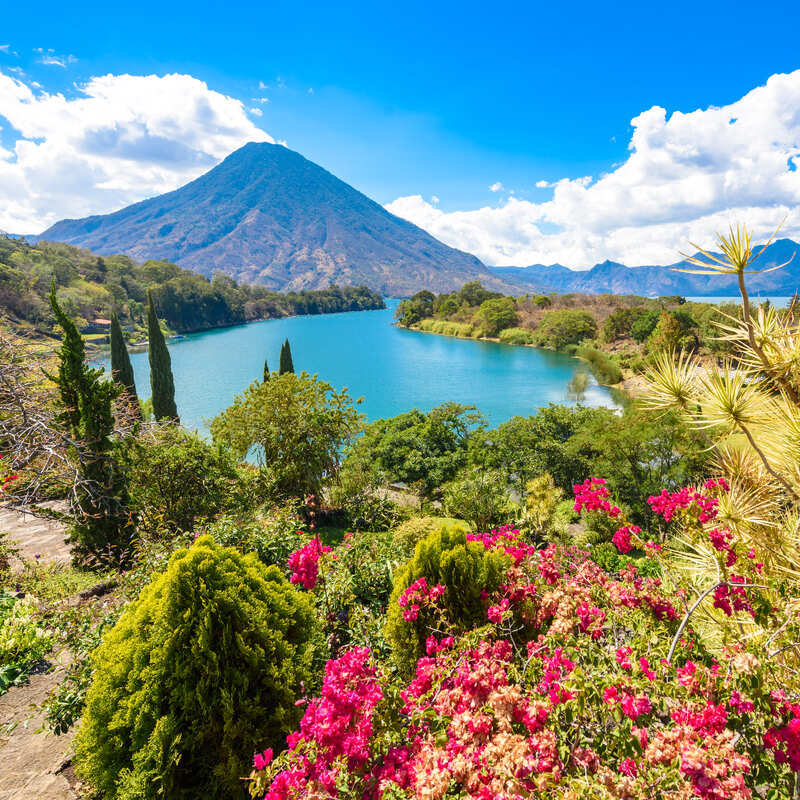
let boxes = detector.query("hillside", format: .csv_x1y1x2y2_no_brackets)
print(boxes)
0,237,384,341
38,142,514,296
490,238,800,296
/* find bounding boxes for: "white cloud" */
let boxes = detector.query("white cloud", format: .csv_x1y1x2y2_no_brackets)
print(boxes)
0,71,272,233
431,195,440,204
308,87,314,94
535,180,550,188
0,45,10,53
258,80,269,90
248,106,263,116
38,54,76,67
489,181,503,192
387,70,800,267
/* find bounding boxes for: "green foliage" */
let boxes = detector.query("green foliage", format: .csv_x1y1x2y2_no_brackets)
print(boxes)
147,290,179,422
473,297,519,337
124,425,240,536
416,318,475,337
520,473,565,538
630,309,661,342
442,468,518,530
0,237,384,338
263,358,270,382
109,309,138,406
210,372,362,500
203,503,306,572
647,309,698,353
590,541,662,578
390,516,469,562
344,402,483,498
385,525,509,675
0,591,52,695
279,338,295,374
574,345,623,385
498,326,535,345
50,283,134,566
74,535,320,800
534,309,597,350
395,290,435,326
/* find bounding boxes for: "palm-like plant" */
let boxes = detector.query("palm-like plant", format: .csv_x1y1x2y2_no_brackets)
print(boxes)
641,223,800,672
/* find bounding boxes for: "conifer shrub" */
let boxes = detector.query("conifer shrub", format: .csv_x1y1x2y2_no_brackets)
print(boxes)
74,535,320,800
390,515,469,561
385,525,509,674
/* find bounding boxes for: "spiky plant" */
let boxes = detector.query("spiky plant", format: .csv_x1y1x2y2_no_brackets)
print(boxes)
640,222,800,673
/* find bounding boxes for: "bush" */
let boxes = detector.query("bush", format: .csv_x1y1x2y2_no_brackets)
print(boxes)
498,326,535,345
590,541,661,578
534,309,597,350
575,345,623,385
203,502,306,573
0,591,52,694
328,452,402,531
125,424,240,535
74,536,320,800
390,516,469,562
441,468,518,530
385,526,509,674
473,297,519,337
417,318,475,337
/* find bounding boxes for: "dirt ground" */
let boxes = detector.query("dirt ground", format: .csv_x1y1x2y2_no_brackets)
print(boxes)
1,506,83,800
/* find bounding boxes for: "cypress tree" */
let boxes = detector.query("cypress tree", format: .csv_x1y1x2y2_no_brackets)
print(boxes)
109,309,139,411
279,338,294,374
263,358,270,382
147,290,179,422
49,282,133,566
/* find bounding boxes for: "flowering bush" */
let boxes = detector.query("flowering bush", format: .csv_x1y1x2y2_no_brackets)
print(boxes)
248,505,800,799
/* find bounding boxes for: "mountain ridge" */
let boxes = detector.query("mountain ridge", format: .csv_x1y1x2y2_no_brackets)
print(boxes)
38,142,517,296
490,239,800,297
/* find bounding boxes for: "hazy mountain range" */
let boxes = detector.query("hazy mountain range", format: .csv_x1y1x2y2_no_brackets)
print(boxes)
38,142,516,296
491,238,800,297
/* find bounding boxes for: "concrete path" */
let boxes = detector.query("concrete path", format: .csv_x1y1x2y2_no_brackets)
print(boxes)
0,504,70,568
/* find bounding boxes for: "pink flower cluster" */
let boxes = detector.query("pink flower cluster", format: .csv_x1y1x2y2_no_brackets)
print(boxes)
397,577,445,622
612,524,641,554
256,647,382,799
572,477,621,517
765,702,800,772
467,525,537,565
287,537,331,589
647,484,722,524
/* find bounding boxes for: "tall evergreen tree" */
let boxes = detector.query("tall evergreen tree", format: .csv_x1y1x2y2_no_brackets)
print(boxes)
147,290,179,422
109,309,139,411
263,358,270,382
279,338,294,375
49,282,133,566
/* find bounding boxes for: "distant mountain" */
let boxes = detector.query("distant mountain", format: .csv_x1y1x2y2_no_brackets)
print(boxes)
490,239,800,297
38,142,515,296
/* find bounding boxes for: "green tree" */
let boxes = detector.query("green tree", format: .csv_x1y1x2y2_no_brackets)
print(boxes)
109,309,139,410
647,310,683,353
630,309,661,342
74,536,320,800
147,290,178,422
263,358,270,382
534,309,597,350
474,297,519,337
210,372,362,499
49,283,134,566
279,338,294,374
442,468,517,530
344,402,485,497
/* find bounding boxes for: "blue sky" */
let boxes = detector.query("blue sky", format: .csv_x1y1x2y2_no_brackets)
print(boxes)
2,0,800,266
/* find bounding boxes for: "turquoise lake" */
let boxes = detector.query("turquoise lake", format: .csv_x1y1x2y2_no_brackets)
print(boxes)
103,300,616,431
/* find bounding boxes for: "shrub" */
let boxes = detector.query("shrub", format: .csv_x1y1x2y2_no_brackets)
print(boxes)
441,468,518,530
575,345,623,385
125,424,240,535
498,326,535,345
74,535,320,800
0,591,52,694
385,525,509,674
203,502,306,573
391,516,469,561
417,318,475,337
534,309,597,350
520,472,565,537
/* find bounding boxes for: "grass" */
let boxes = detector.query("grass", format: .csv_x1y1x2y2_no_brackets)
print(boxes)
13,562,107,604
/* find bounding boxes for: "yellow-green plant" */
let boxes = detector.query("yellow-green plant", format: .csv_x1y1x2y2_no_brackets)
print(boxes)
641,222,800,665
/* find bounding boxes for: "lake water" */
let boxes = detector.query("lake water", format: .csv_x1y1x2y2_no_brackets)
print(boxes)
102,300,616,432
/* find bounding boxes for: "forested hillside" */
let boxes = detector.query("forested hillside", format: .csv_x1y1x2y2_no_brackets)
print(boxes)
0,236,385,340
